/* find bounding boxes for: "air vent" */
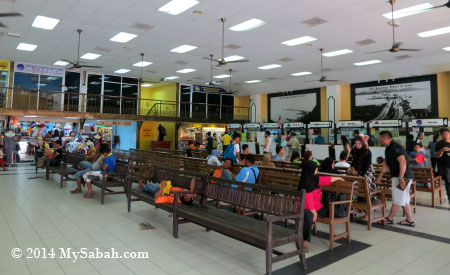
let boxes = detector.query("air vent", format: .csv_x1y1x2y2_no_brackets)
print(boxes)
395,55,411,60
131,22,154,31
301,17,327,27
175,60,189,65
278,57,294,62
224,43,242,50
93,46,112,53
355,39,376,46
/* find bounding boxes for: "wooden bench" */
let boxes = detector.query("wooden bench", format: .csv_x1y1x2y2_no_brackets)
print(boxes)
411,167,443,207
172,177,307,275
45,152,86,188
313,181,354,250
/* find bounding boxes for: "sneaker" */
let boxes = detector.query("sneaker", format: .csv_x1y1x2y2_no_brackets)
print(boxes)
68,174,77,180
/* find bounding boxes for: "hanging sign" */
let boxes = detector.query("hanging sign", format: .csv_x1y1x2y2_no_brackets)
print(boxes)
262,123,280,128
99,121,132,126
244,123,260,129
337,121,364,128
0,60,10,71
283,122,304,128
410,118,448,127
227,124,242,129
308,121,332,128
369,120,402,128
193,85,225,93
14,62,64,77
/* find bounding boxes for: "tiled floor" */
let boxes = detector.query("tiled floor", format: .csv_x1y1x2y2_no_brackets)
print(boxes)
1,164,450,275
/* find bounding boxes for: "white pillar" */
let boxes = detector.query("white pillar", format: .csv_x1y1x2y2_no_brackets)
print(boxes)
326,85,341,124
250,94,261,123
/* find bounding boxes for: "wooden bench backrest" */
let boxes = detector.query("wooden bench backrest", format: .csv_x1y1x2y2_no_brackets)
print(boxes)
258,169,299,191
411,167,434,183
64,153,86,168
152,166,205,191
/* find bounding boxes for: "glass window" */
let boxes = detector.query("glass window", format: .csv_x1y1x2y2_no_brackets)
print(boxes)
208,93,220,119
192,92,206,118
87,74,102,113
13,72,39,109
221,95,234,120
122,77,138,85
38,76,63,111
103,82,121,114
64,71,80,112
179,85,191,118
104,75,121,83
0,71,9,108
122,84,138,114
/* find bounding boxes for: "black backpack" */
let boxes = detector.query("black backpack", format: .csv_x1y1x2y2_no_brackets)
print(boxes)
321,191,348,218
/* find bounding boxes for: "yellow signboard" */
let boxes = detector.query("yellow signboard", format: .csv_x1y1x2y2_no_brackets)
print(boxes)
0,60,10,71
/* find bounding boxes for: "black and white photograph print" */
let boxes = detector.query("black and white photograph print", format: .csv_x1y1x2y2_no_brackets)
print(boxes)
351,75,438,122
268,89,321,124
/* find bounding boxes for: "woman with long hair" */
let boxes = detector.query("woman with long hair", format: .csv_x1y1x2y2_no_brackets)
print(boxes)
349,135,376,194
341,135,351,160
320,157,338,174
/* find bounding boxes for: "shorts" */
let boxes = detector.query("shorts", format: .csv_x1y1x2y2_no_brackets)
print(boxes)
142,183,160,195
391,177,412,206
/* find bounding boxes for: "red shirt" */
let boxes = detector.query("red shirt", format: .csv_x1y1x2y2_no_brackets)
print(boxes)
303,176,332,211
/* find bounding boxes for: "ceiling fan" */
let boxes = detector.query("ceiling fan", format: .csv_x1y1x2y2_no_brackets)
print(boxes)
202,18,249,67
205,54,222,86
63,29,103,69
138,53,160,85
368,0,422,53
306,48,339,83
0,11,22,28
426,0,450,10
224,69,238,95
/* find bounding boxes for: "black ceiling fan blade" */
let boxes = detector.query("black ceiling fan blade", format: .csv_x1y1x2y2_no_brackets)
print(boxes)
0,12,23,17
425,2,450,9
228,59,250,63
202,56,221,62
367,49,390,54
399,48,422,51
324,79,339,82
80,65,103,68
0,22,8,28
305,80,319,82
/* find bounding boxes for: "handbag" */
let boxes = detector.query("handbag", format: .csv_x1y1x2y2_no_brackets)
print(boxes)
321,191,348,218
348,167,358,176
396,178,410,191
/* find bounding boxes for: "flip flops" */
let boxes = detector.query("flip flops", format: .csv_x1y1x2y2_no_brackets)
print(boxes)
397,219,415,227
377,217,394,225
84,191,95,198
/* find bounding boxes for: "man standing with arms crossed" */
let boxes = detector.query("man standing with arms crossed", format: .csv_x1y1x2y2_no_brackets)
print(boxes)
377,131,415,227
435,127,450,201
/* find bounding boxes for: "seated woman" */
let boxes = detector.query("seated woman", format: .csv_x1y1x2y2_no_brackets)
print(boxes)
290,151,301,164
320,157,339,174
298,160,344,252
37,143,54,168
206,149,222,166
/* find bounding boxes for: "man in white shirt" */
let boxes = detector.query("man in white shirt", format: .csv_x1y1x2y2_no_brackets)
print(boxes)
264,131,272,154
335,151,351,173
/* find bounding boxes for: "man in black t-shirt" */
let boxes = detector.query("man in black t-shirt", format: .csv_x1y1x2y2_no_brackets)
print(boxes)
377,131,415,227
435,127,450,200
50,140,64,167
205,132,213,155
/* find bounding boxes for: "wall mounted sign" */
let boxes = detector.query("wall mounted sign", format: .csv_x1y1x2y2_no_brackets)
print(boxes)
308,121,332,128
262,123,280,128
0,60,10,71
337,121,364,128
283,122,304,128
368,120,402,128
244,123,260,129
193,85,225,93
14,62,64,77
227,124,242,129
410,118,448,127
99,121,132,126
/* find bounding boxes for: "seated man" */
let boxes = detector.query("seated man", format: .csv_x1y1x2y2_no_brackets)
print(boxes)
49,140,64,167
314,132,325,144
272,145,285,161
211,158,234,181
81,145,116,198
70,144,107,194
335,151,351,172
234,154,259,188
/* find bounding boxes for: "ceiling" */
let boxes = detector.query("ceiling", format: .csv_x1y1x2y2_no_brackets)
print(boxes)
1,0,450,96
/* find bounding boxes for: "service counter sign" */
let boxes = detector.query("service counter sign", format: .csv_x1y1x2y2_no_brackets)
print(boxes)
193,85,225,93
244,123,260,129
99,121,132,126
227,124,242,129
369,120,402,128
0,60,10,71
283,122,304,128
337,121,364,128
262,123,280,128
14,62,64,77
308,121,332,128
410,118,448,127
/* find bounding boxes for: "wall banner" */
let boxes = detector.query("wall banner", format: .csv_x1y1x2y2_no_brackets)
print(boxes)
0,60,10,71
337,121,364,128
308,121,332,128
283,122,304,128
14,62,64,77
410,118,448,127
368,120,402,128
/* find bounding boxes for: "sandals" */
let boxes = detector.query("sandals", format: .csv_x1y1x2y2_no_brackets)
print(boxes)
84,191,95,198
139,222,155,231
377,217,394,225
70,188,82,194
397,219,415,227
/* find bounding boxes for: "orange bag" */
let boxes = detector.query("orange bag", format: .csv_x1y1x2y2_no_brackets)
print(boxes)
155,187,183,204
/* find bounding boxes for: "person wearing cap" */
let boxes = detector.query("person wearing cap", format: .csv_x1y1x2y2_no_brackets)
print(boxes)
207,149,222,166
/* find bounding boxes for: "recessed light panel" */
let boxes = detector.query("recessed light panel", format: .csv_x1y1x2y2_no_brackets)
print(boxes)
133,61,152,67
80,53,101,60
258,64,282,70
443,47,450,51
417,26,450,38
158,0,199,15
282,36,317,46
54,61,69,66
382,3,433,20
114,69,131,74
17,43,37,51
322,49,353,57
245,80,262,83
214,74,231,79
170,45,197,53
291,72,312,76
110,32,138,43
229,19,266,32
32,15,60,30
165,76,179,80
353,60,382,66
176,68,196,73
224,55,245,62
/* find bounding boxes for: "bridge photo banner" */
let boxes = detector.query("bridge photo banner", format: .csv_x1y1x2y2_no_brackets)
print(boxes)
350,75,438,122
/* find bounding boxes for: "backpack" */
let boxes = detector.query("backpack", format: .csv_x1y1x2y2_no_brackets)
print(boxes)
223,142,237,163
211,168,223,183
321,191,348,218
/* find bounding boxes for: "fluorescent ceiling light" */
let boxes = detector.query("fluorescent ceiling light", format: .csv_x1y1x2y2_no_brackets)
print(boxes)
170,44,197,53
158,0,199,15
114,69,131,74
24,115,38,118
110,32,138,43
214,74,231,79
353,60,382,66
224,55,245,62
258,64,282,70
32,15,60,30
245,80,262,84
229,19,266,32
282,36,317,46
443,47,450,51
17,43,38,51
322,49,353,57
176,68,196,73
54,61,69,66
141,84,153,87
80,53,101,60
165,76,179,80
291,71,312,76
132,61,152,67
382,3,433,20
417,26,450,38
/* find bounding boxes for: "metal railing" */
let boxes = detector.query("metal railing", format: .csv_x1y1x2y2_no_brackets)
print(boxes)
0,87,249,121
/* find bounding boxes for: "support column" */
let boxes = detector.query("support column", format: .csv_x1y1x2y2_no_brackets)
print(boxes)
250,94,262,123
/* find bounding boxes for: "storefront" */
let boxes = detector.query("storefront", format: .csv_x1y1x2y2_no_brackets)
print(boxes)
177,123,226,150
85,120,137,150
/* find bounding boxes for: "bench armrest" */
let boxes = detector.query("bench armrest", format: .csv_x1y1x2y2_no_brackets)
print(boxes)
171,190,204,196
329,200,353,206
266,213,301,223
